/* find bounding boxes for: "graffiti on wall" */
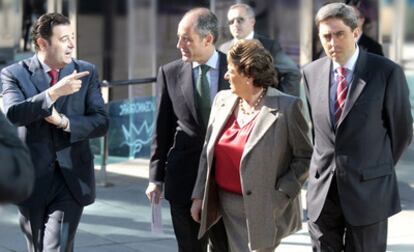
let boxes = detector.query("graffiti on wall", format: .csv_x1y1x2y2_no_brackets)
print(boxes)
108,97,156,159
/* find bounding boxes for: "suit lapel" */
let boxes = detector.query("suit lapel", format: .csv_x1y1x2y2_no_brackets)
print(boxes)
28,56,50,94
54,61,75,111
217,52,229,91
242,89,280,160
316,58,334,130
206,94,238,161
178,62,200,126
337,51,368,127
179,53,229,129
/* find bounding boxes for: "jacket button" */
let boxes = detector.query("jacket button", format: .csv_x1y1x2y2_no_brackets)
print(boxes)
246,190,252,195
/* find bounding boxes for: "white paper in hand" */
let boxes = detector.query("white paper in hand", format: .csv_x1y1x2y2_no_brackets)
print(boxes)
151,192,163,234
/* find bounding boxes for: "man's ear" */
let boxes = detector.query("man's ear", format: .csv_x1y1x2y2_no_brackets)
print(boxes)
37,37,49,50
204,33,214,46
353,27,360,40
251,18,256,27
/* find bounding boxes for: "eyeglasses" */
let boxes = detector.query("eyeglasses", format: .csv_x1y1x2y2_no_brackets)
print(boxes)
228,17,245,25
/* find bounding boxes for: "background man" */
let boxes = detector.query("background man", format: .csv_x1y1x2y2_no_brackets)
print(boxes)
351,5,384,56
219,3,301,96
303,3,412,251
1,13,108,251
145,8,228,252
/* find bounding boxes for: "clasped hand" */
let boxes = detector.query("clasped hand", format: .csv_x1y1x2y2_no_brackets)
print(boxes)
44,107,65,127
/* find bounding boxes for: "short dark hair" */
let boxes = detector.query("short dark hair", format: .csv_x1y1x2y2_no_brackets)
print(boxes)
31,13,70,51
228,39,278,88
184,8,219,44
315,3,358,30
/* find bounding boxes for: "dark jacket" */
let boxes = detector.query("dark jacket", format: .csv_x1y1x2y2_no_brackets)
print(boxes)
1,56,109,206
149,52,229,204
0,110,34,203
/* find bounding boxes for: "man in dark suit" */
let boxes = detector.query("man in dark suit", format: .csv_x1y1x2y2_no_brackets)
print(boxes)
145,8,228,252
219,3,301,97
352,5,384,56
303,3,412,251
0,110,34,204
1,13,108,251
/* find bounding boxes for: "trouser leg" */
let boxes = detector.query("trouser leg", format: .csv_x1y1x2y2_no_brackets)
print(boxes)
170,201,208,252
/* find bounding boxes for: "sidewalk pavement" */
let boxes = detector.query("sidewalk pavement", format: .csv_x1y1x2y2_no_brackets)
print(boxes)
1,144,413,252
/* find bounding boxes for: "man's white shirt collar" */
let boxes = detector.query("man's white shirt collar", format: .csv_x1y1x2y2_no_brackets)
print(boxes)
192,50,219,70
332,45,359,73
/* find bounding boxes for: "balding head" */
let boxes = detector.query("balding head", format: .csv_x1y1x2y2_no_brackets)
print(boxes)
176,8,218,63
182,8,219,44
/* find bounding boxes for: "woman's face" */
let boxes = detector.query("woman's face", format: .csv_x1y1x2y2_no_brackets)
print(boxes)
224,60,251,97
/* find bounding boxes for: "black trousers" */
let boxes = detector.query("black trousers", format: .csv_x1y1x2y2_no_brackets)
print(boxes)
18,168,83,252
308,177,388,252
170,201,228,252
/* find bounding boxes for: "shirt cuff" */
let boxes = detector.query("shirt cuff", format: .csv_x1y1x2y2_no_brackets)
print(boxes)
59,114,71,132
45,91,55,107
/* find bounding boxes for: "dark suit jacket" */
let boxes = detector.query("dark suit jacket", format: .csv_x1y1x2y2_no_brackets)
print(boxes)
358,33,384,56
149,51,229,204
303,50,413,226
219,33,301,97
0,110,34,203
1,55,109,207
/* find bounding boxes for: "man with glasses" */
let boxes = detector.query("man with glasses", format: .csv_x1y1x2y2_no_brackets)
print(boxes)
219,3,301,96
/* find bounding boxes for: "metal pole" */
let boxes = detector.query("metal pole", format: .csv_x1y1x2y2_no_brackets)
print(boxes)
99,0,115,187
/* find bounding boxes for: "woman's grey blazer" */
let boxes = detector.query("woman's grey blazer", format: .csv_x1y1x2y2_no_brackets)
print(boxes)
192,88,313,250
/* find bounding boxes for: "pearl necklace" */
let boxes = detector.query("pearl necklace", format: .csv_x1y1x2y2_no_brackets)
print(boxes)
239,87,267,115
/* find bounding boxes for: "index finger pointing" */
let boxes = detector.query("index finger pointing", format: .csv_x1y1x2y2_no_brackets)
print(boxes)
72,71,90,80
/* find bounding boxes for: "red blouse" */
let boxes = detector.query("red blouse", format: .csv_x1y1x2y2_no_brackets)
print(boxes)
214,113,257,194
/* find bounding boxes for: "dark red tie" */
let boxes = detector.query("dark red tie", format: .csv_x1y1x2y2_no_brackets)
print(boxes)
48,69,59,86
335,66,348,123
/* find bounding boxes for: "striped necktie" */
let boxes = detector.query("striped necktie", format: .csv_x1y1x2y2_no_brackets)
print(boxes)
335,66,348,123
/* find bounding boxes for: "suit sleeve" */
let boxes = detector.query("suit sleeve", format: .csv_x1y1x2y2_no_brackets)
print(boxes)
1,67,52,126
384,64,413,164
302,70,315,143
149,66,177,183
276,99,312,199
271,41,301,97
67,65,109,143
0,111,34,203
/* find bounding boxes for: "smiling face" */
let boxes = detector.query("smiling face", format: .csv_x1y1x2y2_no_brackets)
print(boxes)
318,18,359,65
39,24,75,69
224,60,251,97
227,7,255,39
